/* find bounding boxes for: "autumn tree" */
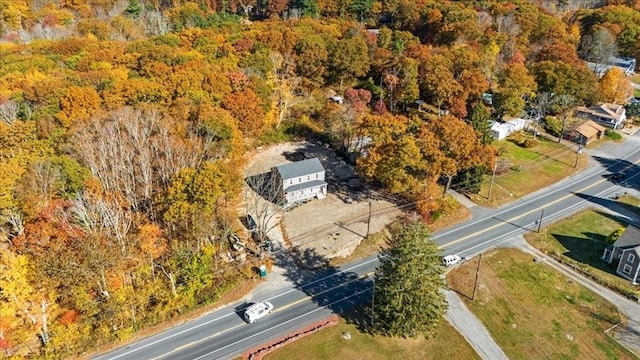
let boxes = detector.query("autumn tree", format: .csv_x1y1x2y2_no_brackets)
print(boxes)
418,53,462,113
294,35,329,89
531,60,599,105
355,113,424,194
419,115,494,195
598,67,634,104
327,33,370,89
373,220,447,337
493,62,537,118
270,52,307,128
221,88,265,136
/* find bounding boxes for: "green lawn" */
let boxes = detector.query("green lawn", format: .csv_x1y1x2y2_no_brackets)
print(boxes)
448,248,637,360
265,316,479,360
525,207,640,298
470,136,586,207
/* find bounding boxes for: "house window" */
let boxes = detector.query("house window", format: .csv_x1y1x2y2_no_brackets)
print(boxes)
629,254,636,263
298,177,301,183
623,264,632,275
307,176,310,181
315,174,319,179
617,252,623,260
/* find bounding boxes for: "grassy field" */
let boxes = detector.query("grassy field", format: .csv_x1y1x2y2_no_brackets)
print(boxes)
264,316,479,360
525,207,640,298
447,248,637,360
469,136,587,207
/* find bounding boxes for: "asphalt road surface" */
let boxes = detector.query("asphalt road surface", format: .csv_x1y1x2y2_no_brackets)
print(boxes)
95,134,640,360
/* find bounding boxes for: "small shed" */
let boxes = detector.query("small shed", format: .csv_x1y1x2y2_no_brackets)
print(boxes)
490,118,526,140
568,120,606,145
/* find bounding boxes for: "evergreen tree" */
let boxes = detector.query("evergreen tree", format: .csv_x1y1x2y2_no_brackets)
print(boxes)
373,220,447,338
467,103,493,145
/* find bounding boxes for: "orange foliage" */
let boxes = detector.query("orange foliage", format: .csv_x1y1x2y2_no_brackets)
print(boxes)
57,86,101,127
221,89,265,136
58,309,80,326
138,223,167,261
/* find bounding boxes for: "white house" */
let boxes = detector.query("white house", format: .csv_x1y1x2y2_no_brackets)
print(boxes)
271,158,327,206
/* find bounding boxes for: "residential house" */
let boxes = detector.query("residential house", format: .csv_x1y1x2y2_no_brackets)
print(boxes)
587,56,636,77
489,118,527,140
574,103,626,130
271,157,327,206
602,225,640,285
565,120,606,145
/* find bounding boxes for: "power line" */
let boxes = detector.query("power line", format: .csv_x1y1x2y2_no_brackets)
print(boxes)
265,142,580,255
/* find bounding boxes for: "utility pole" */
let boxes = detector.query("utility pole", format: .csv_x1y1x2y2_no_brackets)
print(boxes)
537,209,545,233
488,162,498,201
472,254,482,301
574,134,583,168
366,201,372,240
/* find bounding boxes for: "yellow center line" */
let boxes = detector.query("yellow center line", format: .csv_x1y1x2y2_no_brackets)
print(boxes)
151,273,373,360
441,177,608,249
151,156,640,360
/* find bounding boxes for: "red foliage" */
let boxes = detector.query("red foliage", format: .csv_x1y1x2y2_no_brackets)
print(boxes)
373,99,387,114
0,338,11,351
58,309,80,326
233,38,254,53
225,72,251,92
344,88,371,114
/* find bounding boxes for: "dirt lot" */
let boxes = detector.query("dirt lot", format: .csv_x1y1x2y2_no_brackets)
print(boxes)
244,141,403,260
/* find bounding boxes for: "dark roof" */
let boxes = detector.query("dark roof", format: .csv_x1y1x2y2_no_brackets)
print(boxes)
284,179,327,193
613,225,640,249
274,158,325,180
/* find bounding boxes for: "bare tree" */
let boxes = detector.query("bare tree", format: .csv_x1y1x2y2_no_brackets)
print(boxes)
71,193,133,255
243,172,284,243
72,107,210,215
528,92,555,138
0,100,19,125
580,26,617,76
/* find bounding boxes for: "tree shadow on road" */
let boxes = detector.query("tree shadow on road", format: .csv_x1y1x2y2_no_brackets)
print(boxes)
571,192,640,225
272,245,374,333
592,155,640,193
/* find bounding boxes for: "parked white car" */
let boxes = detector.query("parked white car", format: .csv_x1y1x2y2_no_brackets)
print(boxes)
243,301,274,323
442,254,463,267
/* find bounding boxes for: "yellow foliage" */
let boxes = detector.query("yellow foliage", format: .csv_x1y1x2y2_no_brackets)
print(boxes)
57,86,101,127
0,0,30,29
598,68,634,104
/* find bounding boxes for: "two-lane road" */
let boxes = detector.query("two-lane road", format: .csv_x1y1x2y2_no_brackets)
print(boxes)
95,136,640,360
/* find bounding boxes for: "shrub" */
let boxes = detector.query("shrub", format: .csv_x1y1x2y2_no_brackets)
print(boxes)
509,130,526,146
523,138,538,148
605,129,622,141
606,227,625,244
544,116,563,137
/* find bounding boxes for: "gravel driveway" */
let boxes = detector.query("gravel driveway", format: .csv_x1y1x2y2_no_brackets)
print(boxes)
244,141,403,260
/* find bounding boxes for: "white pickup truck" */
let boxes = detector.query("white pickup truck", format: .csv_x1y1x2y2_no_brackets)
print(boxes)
243,301,274,323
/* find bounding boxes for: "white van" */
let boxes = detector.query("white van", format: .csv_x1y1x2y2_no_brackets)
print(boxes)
243,301,274,323
442,255,463,267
